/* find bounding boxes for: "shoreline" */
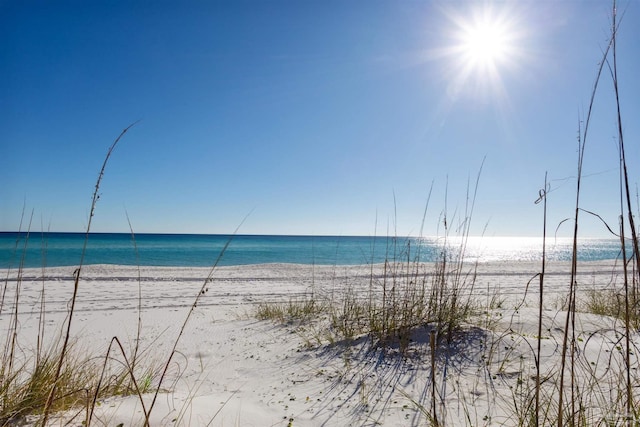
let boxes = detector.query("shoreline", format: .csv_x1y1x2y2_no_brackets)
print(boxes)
1,257,626,275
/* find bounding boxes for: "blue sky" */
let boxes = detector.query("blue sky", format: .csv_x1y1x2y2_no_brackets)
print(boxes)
1,1,639,237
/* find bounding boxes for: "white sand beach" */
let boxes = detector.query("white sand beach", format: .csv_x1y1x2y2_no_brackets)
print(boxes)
2,260,637,426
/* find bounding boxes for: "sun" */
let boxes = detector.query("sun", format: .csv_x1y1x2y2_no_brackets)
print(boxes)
461,21,510,68
440,4,524,100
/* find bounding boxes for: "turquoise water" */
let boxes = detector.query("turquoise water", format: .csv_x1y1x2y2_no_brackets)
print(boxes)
0,232,626,269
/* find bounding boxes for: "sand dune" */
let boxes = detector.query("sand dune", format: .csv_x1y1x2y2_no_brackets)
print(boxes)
1,261,637,426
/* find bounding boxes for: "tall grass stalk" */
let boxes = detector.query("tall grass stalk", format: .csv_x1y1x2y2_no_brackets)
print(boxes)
89,337,150,425
145,215,249,425
41,122,137,426
1,204,28,318
608,1,638,419
1,212,31,425
557,19,614,427
36,224,51,369
3,212,33,383
534,173,549,426
429,329,439,427
124,212,144,381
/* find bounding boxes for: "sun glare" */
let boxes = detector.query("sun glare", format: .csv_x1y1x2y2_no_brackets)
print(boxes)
462,22,509,67
440,4,525,101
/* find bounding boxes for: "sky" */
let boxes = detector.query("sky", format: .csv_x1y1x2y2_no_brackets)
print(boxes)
1,1,639,237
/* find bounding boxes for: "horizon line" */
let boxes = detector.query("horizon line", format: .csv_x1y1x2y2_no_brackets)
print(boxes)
0,230,614,239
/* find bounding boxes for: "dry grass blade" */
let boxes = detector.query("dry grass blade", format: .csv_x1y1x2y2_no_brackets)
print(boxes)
145,212,251,425
607,1,638,419
557,16,614,427
88,336,153,426
535,173,549,427
41,122,137,426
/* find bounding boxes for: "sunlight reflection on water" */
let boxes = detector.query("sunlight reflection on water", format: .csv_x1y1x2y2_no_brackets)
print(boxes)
418,236,622,263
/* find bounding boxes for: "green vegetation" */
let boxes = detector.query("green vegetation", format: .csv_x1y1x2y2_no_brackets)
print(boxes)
583,287,640,329
255,295,327,323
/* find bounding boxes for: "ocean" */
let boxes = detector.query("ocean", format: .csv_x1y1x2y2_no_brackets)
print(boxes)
0,232,626,269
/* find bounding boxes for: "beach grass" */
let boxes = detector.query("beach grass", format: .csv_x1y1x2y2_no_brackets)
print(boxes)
251,7,640,425
0,124,163,427
255,295,327,324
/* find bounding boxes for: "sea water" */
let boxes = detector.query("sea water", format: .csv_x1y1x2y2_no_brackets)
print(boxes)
0,232,626,269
